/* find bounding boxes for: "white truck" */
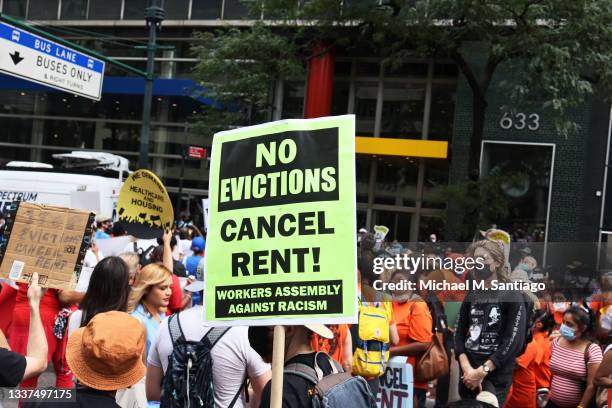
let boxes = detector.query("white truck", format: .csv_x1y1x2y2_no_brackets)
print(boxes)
0,151,130,218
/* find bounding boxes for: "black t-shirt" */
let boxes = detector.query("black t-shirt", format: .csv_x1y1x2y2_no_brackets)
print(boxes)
454,288,526,374
259,352,334,408
0,347,27,387
22,385,120,408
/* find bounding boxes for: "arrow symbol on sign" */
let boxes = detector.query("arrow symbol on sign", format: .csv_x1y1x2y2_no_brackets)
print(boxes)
9,51,24,65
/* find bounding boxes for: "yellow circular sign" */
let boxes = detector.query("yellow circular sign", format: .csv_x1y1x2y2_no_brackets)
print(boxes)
117,169,174,238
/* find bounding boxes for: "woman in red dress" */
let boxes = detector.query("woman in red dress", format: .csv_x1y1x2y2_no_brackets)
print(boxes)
9,283,83,388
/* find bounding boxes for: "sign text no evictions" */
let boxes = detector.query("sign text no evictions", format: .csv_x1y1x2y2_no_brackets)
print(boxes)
217,128,338,211
205,115,357,324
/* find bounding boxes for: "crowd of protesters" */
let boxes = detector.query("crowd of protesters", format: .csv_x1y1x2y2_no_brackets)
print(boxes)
0,214,612,408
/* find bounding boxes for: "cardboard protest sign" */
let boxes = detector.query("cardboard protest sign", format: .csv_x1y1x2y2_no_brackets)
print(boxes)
116,170,174,239
205,115,357,326
376,357,413,408
0,202,94,290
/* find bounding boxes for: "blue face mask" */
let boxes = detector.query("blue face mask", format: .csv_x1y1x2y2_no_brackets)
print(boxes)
560,323,576,341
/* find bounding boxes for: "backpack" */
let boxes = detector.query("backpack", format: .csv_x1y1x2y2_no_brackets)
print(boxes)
352,293,390,377
517,291,536,356
285,352,376,408
161,314,243,408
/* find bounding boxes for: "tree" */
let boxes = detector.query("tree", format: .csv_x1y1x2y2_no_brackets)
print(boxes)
191,0,612,238
193,1,611,172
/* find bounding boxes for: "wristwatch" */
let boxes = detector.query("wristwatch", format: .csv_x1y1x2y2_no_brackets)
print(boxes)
481,364,491,375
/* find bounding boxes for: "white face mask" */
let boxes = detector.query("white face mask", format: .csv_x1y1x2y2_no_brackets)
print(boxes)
553,302,567,312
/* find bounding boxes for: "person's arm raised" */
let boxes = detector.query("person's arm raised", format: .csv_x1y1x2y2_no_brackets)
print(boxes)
162,230,174,273
23,273,48,380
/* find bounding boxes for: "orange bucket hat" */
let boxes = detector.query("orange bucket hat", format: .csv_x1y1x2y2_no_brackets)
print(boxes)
66,311,146,391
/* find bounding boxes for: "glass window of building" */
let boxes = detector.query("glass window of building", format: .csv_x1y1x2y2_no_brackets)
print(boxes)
384,62,428,78
331,81,350,115
61,0,87,19
164,0,189,19
89,0,122,19
43,120,96,149
372,210,412,242
354,82,377,136
0,91,36,115
422,159,449,209
3,0,27,17
334,61,352,77
356,155,373,203
28,0,59,19
356,61,379,77
223,0,252,19
428,83,456,141
191,0,222,19
123,0,147,19
434,63,459,78
281,81,304,119
380,82,425,139
419,216,444,241
374,157,419,206
44,93,97,118
100,123,141,152
1,118,33,145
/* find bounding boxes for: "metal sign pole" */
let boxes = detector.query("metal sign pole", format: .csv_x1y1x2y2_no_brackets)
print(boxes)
138,1,164,170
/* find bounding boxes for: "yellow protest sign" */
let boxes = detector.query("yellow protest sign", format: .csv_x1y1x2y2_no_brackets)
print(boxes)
117,169,174,238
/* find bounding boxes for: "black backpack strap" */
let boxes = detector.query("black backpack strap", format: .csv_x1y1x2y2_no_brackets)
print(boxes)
227,374,248,408
168,314,184,346
133,241,139,254
201,326,230,349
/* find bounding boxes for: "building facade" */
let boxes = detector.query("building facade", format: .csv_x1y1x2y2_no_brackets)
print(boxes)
0,0,610,266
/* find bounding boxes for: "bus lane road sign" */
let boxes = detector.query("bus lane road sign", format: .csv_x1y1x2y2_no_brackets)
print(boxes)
0,21,104,100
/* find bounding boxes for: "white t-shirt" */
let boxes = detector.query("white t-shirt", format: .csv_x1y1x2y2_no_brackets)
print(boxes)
180,239,193,262
83,249,104,268
147,306,270,408
67,309,83,337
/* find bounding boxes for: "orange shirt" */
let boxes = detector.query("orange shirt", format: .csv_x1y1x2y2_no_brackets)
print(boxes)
311,324,349,366
392,300,432,390
506,339,538,408
421,269,465,304
532,331,551,390
591,291,612,316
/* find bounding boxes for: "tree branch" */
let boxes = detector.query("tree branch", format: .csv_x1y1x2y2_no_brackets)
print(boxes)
450,48,482,99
